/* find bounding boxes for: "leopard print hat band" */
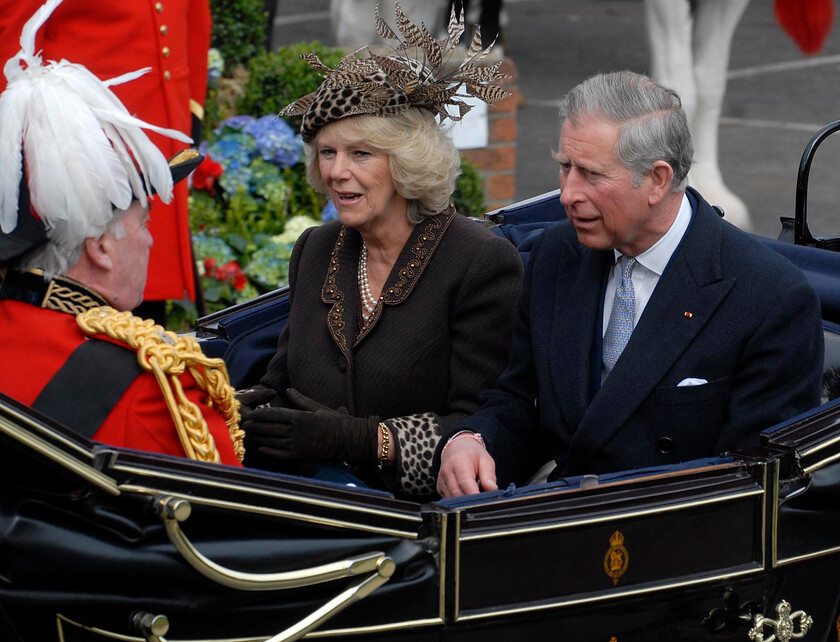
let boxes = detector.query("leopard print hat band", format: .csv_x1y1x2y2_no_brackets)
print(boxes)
278,2,511,143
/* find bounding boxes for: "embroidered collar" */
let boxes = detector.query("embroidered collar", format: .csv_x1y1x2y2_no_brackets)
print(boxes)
0,269,108,315
321,206,457,354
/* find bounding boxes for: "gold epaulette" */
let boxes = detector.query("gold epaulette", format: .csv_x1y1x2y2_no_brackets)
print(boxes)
76,306,245,464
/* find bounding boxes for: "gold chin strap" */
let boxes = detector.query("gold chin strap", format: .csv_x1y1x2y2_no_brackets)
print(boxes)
76,307,245,464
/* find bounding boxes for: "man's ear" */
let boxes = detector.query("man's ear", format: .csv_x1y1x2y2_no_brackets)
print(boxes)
83,234,114,271
647,160,674,205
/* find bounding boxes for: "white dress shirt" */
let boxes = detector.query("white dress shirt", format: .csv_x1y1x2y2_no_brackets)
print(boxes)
602,194,692,335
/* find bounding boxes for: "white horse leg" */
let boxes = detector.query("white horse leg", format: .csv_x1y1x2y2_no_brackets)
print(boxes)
331,0,380,49
689,0,751,230
331,0,446,49
644,0,697,121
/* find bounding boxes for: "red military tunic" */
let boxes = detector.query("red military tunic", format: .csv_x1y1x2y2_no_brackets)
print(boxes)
0,283,241,466
0,1,210,302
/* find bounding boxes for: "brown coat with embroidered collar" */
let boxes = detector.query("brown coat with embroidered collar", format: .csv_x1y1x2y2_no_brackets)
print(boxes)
259,206,523,496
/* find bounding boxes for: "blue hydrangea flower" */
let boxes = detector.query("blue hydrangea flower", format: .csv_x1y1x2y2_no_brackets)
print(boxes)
244,115,302,168
243,115,289,137
207,134,253,166
218,165,253,194
321,201,338,222
217,115,256,133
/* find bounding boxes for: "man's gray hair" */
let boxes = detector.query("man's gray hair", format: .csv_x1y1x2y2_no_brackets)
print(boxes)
558,70,693,191
19,206,129,279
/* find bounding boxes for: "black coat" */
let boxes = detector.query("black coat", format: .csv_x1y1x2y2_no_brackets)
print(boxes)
260,207,523,493
447,189,824,486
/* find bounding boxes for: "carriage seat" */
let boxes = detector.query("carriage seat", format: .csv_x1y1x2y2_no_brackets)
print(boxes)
205,193,840,402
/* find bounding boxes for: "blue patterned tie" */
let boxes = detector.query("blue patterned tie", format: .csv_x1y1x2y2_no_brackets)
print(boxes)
602,256,637,383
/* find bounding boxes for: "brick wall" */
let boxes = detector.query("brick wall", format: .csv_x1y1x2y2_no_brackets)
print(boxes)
460,57,522,213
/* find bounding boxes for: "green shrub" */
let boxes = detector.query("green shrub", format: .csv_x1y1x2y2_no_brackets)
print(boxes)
209,0,267,69
237,42,347,123
453,158,486,217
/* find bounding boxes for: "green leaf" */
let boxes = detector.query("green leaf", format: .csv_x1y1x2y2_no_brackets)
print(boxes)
453,157,486,217
202,280,225,302
210,0,267,68
237,42,347,119
226,233,249,254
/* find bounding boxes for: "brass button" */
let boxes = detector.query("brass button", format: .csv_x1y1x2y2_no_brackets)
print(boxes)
163,70,171,80
160,24,168,35
162,46,170,57
155,2,163,12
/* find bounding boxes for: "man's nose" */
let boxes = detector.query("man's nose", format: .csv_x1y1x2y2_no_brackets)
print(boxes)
559,168,582,206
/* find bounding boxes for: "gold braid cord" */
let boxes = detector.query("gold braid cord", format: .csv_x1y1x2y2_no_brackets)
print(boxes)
76,307,245,463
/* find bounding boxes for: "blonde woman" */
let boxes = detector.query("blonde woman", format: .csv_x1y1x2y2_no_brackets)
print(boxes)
239,4,522,498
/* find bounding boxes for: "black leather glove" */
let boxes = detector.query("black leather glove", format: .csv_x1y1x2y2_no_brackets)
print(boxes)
235,385,277,423
244,389,378,464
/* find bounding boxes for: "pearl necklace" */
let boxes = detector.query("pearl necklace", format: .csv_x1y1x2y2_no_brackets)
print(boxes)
358,242,379,319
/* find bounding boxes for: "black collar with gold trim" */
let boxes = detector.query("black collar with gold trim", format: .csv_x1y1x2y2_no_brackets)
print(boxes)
0,269,108,316
320,206,457,352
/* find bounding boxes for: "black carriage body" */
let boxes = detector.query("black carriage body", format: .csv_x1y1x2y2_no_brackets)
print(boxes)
5,132,840,639
3,393,840,641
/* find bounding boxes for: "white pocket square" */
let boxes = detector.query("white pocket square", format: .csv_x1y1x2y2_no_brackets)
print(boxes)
677,377,708,387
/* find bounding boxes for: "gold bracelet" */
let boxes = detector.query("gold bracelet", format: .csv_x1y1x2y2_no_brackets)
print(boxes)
377,422,390,469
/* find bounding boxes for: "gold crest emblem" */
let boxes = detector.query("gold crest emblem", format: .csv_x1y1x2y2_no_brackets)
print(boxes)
603,530,629,586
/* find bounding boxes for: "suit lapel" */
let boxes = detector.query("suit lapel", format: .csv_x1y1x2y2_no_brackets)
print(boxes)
566,192,735,473
549,246,611,430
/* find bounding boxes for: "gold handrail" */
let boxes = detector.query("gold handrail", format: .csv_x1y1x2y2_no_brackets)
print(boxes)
155,495,395,642
266,556,395,642
156,495,393,591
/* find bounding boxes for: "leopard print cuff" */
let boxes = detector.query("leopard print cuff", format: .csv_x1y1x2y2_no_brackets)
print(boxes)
386,412,440,497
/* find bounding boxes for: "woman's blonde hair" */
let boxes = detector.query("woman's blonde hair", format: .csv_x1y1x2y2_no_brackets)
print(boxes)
305,108,461,224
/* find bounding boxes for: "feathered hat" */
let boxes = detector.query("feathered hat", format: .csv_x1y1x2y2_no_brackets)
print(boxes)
279,1,512,142
0,0,201,262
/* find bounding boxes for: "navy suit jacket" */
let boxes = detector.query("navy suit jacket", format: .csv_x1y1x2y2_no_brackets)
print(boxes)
448,188,824,486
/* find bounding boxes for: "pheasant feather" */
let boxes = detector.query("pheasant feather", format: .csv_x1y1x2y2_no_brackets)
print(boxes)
279,1,511,142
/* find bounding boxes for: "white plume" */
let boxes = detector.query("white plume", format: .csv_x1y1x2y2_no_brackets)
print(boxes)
0,79,31,232
0,0,192,242
17,0,63,59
